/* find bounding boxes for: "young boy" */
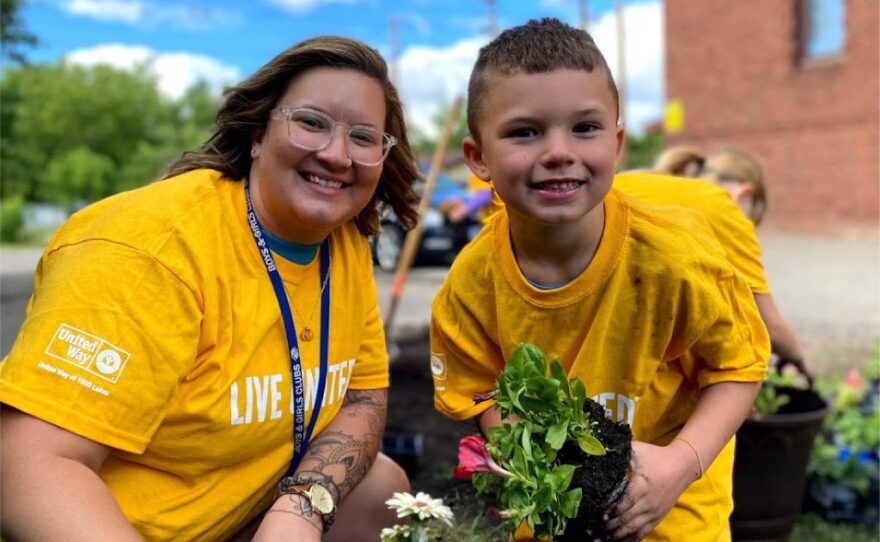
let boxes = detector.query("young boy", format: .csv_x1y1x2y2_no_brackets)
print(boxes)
430,18,770,541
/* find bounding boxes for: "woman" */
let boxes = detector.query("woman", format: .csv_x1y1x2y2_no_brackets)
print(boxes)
1,36,418,542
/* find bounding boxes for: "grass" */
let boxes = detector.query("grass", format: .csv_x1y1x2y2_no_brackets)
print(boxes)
791,514,878,542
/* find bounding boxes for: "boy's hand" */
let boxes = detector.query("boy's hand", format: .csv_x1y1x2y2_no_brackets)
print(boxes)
604,440,697,541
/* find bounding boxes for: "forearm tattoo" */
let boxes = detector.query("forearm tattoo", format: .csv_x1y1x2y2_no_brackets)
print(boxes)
296,389,387,502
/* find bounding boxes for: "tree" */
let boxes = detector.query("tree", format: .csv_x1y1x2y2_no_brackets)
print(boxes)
1,61,216,203
1,0,37,65
412,101,469,159
623,131,663,171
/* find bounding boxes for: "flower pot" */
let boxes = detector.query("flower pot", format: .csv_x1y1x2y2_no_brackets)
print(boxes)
731,386,830,542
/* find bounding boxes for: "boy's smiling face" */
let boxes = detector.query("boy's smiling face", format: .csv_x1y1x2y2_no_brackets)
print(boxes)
464,68,624,228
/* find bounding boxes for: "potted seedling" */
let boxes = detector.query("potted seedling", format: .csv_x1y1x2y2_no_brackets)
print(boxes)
453,343,632,541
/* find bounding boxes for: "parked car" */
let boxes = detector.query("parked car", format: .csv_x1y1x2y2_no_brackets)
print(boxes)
371,207,481,271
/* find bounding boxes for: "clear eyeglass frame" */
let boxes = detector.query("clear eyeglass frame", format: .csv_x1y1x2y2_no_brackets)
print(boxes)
270,106,397,167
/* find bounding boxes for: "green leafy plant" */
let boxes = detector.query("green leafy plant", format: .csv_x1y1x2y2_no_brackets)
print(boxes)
752,370,796,416
457,344,609,539
808,361,880,496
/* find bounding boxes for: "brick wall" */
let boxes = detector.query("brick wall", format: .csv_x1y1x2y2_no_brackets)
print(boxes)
665,0,879,230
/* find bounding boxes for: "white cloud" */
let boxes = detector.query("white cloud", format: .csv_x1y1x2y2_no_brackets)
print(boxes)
266,0,358,13
61,0,144,23
398,36,486,138
66,44,241,100
59,0,241,30
588,1,664,133
398,0,663,137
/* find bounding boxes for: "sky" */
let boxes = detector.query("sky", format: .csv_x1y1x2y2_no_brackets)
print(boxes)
18,0,664,137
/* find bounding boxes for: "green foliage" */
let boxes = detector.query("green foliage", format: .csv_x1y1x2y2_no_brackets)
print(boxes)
1,0,37,65
752,371,796,415
480,344,606,539
412,101,469,157
808,364,880,496
0,196,25,242
623,131,663,170
791,513,878,542
1,61,217,206
44,147,115,205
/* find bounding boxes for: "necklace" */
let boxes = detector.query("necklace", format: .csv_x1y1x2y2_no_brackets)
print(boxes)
288,255,331,342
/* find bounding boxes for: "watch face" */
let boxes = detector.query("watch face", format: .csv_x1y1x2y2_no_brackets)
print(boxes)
308,484,334,515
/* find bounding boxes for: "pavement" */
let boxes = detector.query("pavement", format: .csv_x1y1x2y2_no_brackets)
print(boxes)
2,229,879,372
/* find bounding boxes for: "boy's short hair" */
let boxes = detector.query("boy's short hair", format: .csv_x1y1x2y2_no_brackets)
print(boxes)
467,17,619,143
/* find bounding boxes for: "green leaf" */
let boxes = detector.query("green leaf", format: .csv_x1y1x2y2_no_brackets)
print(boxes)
560,487,583,518
521,424,534,461
473,472,489,493
521,343,547,376
550,464,576,491
577,432,607,456
550,357,571,397
572,378,587,411
533,484,553,512
546,421,569,450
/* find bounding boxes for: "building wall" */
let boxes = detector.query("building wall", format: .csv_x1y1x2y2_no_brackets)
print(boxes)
665,0,879,229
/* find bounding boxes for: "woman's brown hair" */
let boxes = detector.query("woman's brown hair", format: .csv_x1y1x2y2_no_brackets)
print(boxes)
164,35,419,235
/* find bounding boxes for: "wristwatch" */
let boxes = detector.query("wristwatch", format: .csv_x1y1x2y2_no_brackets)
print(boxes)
277,476,337,533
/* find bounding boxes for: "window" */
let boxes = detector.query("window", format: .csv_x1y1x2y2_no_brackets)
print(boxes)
800,0,846,60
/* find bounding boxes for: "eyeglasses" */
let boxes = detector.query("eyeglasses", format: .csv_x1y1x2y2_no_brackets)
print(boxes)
270,106,397,167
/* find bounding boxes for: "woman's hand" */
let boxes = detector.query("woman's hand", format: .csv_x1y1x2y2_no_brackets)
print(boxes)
604,439,698,541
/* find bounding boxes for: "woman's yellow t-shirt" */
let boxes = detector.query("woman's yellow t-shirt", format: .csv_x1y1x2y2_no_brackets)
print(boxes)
1,169,388,541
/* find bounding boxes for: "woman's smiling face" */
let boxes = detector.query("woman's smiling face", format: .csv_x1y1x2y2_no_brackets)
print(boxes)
249,66,387,244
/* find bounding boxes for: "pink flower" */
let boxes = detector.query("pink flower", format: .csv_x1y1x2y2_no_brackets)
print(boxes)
452,435,512,480
845,368,864,392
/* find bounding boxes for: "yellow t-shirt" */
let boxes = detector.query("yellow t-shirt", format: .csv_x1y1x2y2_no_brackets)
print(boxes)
430,189,769,541
614,171,770,294
1,169,388,541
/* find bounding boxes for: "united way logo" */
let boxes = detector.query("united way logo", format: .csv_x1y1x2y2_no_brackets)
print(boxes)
44,323,130,383
430,353,447,380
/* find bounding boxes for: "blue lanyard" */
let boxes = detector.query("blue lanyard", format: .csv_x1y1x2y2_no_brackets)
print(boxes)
244,182,330,475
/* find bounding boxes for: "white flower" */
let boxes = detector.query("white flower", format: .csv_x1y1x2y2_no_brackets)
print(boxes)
385,491,455,525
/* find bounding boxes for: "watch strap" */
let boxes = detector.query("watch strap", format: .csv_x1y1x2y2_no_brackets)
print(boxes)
276,476,337,533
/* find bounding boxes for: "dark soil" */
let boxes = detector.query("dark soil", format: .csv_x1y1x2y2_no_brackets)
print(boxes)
556,399,632,542
384,332,632,541
385,329,475,484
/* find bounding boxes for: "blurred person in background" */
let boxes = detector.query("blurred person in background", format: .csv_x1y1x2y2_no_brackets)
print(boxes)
701,147,768,226
620,146,809,374
653,145,706,178
1,35,417,542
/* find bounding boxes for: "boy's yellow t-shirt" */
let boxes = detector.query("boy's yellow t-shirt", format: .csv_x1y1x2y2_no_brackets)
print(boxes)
0,169,388,541
430,189,770,541
614,171,771,294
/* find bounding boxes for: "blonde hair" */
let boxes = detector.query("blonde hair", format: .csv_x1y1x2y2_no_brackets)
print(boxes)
703,148,767,225
653,146,705,177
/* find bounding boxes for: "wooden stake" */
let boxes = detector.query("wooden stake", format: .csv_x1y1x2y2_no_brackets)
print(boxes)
383,97,463,354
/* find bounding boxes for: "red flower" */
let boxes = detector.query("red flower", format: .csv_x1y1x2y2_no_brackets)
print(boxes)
452,435,512,480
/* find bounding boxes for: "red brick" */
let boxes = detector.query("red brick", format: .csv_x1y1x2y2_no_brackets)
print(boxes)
665,0,879,230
